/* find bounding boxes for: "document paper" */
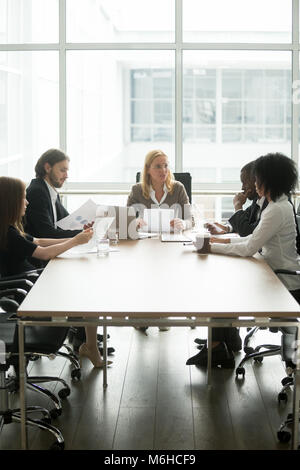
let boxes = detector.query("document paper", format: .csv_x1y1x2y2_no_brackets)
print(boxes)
56,199,97,230
141,208,174,233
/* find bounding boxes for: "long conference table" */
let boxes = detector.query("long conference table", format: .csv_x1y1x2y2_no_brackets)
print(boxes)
18,235,300,449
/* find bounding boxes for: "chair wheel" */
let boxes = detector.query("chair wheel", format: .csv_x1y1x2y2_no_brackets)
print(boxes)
58,388,70,399
50,441,65,450
71,369,81,380
29,355,40,361
244,346,254,354
236,367,245,378
277,430,291,443
254,356,263,363
50,408,62,419
278,392,288,403
281,377,293,387
41,417,52,424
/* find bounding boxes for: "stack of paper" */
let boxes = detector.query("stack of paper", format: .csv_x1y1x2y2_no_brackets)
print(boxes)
141,208,174,233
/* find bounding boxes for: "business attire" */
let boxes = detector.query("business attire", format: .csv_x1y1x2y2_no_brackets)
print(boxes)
25,178,81,239
197,198,268,356
211,197,267,351
212,195,300,341
187,195,300,367
212,195,300,291
227,197,269,237
0,226,37,276
25,178,115,353
127,181,193,229
127,180,192,333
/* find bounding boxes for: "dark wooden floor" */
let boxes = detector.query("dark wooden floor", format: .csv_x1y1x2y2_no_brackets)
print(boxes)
0,326,295,450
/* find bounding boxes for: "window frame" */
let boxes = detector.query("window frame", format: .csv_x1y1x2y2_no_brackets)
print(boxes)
0,0,299,192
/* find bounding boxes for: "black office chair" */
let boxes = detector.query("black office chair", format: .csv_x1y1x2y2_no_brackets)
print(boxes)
273,268,300,444
235,270,299,382
275,325,299,444
0,272,80,417
0,287,70,418
0,270,81,379
0,294,64,449
235,203,300,380
232,265,300,444
67,326,113,356
136,171,192,203
235,329,282,379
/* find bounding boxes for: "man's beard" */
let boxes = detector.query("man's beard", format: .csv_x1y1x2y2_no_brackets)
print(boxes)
48,171,64,188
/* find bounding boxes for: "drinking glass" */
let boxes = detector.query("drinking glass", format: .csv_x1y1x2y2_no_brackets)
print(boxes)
97,238,110,257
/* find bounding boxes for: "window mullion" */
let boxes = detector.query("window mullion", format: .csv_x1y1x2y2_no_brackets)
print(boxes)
175,0,183,172
59,0,67,153
292,0,299,168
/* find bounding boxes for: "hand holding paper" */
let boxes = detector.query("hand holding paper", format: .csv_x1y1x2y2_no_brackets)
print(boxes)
74,228,94,245
56,199,97,230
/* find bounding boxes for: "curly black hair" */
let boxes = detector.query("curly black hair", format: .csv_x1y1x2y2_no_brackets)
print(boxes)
254,152,298,201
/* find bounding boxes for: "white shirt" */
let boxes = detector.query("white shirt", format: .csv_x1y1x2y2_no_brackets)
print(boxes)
211,195,300,291
44,180,58,227
149,184,188,229
149,184,168,206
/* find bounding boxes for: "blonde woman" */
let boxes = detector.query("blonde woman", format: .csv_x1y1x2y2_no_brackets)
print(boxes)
127,150,192,333
127,149,192,232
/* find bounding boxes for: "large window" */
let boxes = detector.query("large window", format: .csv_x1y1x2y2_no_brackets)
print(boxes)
0,0,298,194
0,0,59,43
67,0,175,43
67,50,175,182
182,51,291,183
0,50,59,179
130,68,175,143
182,0,292,43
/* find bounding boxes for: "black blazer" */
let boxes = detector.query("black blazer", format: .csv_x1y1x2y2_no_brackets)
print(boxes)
228,197,269,237
24,178,81,239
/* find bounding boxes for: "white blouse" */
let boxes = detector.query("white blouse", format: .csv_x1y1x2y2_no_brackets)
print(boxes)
149,184,168,206
211,195,300,291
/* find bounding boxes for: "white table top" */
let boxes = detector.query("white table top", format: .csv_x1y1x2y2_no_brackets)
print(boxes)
18,237,300,318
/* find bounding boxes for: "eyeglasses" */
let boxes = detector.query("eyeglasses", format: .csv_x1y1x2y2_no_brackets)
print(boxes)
150,163,169,170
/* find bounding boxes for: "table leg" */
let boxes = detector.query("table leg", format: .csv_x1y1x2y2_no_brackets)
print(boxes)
207,326,212,386
103,325,108,389
291,324,300,450
18,321,28,450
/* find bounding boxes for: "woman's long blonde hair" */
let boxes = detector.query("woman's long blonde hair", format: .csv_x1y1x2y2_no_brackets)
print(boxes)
0,177,26,249
141,149,175,199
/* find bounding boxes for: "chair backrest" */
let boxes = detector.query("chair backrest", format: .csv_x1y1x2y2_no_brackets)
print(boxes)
296,203,300,231
136,172,192,203
292,202,300,254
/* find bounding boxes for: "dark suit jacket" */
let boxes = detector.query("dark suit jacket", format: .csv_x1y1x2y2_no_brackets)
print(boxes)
228,197,269,237
24,178,81,239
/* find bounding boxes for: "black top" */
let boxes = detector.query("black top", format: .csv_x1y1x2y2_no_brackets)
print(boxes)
0,226,37,277
228,197,269,237
24,178,81,239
